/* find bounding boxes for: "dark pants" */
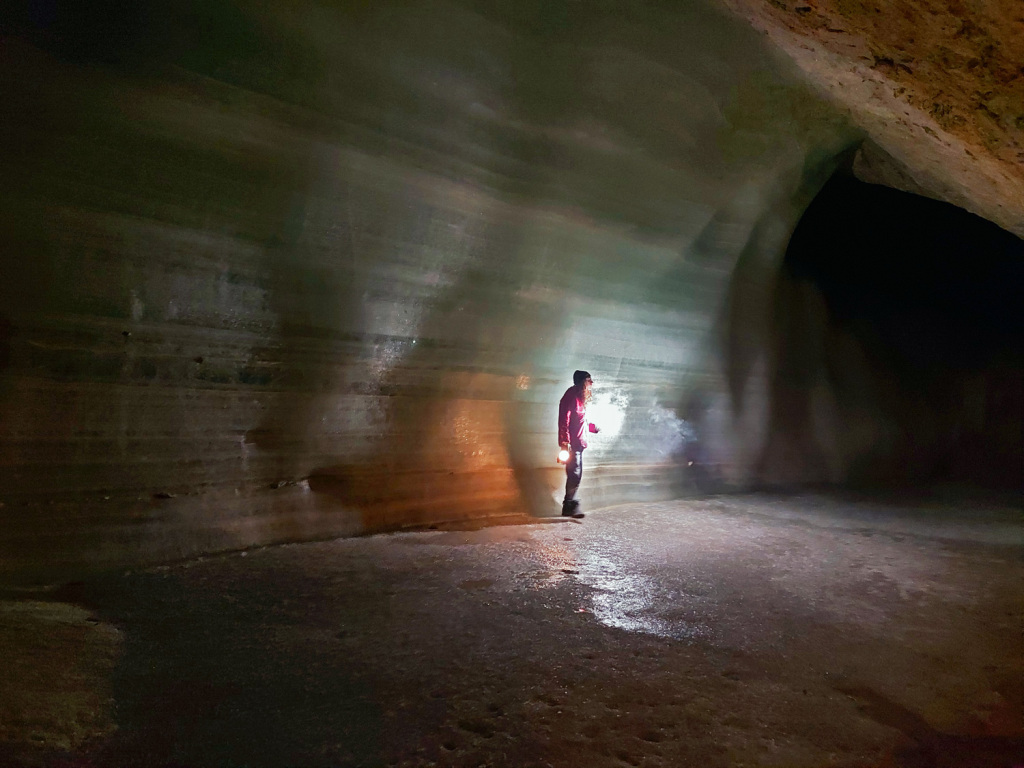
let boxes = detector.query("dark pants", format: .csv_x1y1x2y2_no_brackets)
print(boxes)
563,449,584,506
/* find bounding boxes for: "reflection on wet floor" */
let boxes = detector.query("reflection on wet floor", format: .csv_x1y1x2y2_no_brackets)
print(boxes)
521,530,713,641
578,549,712,641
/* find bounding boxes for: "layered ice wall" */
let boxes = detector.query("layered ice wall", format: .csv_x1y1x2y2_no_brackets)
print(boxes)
0,0,923,580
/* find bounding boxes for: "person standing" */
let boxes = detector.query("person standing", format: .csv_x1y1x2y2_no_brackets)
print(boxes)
558,370,599,518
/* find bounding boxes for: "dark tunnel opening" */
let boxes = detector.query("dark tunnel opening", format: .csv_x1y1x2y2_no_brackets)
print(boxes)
776,172,1024,491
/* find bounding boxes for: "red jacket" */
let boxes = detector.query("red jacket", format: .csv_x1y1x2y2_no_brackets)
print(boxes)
558,387,598,450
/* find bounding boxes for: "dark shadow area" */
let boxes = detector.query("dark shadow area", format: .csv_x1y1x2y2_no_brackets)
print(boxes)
707,145,861,490
2,0,319,87
71,569,392,768
769,172,1024,490
835,683,1024,768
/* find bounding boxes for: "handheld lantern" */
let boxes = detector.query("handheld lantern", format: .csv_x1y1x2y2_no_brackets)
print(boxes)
557,449,570,464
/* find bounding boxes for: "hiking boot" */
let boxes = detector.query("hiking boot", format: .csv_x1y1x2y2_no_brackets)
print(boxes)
561,501,585,519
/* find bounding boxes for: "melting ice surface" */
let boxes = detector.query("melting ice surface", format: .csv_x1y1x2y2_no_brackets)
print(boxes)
576,547,711,642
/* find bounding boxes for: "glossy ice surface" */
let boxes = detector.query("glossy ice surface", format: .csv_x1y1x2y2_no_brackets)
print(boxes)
3,494,1020,766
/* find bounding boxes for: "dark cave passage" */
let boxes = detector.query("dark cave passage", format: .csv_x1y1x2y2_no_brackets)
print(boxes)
775,173,1024,489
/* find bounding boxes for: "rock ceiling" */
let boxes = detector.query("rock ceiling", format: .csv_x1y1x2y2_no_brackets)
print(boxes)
724,0,1024,236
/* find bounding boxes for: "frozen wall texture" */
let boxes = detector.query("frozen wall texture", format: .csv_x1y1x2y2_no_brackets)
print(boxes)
0,0,1020,581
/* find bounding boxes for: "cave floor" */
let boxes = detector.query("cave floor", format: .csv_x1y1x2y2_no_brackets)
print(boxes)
3,494,1023,768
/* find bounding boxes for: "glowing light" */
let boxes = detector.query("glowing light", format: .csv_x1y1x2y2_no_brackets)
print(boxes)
586,388,629,442
557,449,570,464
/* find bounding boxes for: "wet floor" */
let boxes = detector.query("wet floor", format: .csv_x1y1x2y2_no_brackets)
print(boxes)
7,494,1024,767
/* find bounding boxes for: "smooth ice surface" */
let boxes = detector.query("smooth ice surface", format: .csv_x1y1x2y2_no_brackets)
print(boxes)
6,494,1019,767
